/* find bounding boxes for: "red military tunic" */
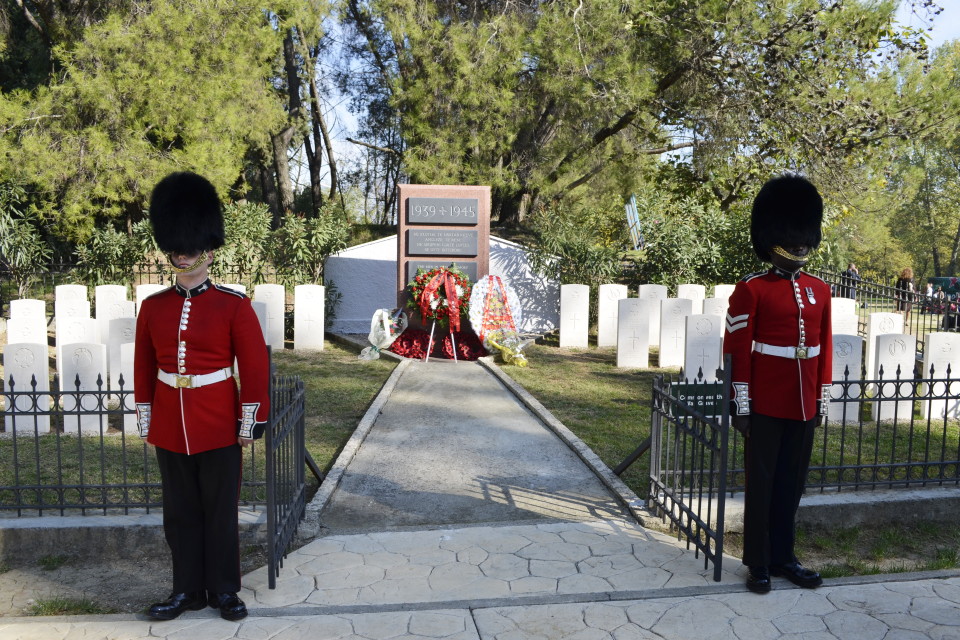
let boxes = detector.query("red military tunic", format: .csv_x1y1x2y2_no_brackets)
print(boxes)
134,280,270,454
722,268,833,422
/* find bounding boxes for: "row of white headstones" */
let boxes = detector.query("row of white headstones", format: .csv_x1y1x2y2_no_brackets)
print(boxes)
2,283,327,435
557,283,960,421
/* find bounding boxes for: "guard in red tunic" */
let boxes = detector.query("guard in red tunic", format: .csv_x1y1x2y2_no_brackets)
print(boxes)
135,172,270,621
722,174,832,594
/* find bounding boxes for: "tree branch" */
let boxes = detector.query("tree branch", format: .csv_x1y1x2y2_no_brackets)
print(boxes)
346,137,399,155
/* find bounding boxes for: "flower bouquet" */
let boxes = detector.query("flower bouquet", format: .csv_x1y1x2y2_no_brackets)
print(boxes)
359,308,409,360
407,265,474,360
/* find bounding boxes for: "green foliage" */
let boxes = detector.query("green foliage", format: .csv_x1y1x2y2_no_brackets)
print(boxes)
212,201,273,287
73,221,153,286
37,555,69,571
269,203,350,286
0,181,53,298
28,596,113,616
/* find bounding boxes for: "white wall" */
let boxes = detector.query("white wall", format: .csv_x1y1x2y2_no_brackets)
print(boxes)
324,235,559,334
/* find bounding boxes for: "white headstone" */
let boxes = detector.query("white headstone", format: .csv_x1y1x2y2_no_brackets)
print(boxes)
559,284,590,348
254,284,286,349
922,332,960,420
55,284,87,303
683,314,723,382
97,298,134,346
10,299,46,322
832,297,857,318
294,285,325,351
251,301,268,341
676,284,705,315
107,317,136,390
659,298,694,368
637,284,668,346
597,284,628,348
136,284,167,314
829,334,863,423
832,312,859,337
2,343,51,434
702,297,728,319
60,342,108,434
712,284,736,300
54,298,90,322
616,299,651,368
119,342,137,433
220,283,246,296
866,312,904,384
872,333,916,422
6,317,47,345
55,317,98,351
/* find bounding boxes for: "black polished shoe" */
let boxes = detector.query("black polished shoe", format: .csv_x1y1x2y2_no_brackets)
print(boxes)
208,592,248,621
746,566,771,594
771,561,823,588
146,591,207,620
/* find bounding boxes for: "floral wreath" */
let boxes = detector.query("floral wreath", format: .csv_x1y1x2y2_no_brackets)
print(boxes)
406,265,472,330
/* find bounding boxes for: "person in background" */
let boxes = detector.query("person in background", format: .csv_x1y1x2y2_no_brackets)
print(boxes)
723,174,832,595
895,268,915,325
922,282,934,314
841,263,860,300
135,172,270,621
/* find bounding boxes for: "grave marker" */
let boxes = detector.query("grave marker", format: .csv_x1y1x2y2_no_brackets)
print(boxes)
60,342,108,434
922,332,960,420
683,314,722,382
829,334,863,423
616,298,651,368
676,284,705,314
254,284,286,349
559,284,589,348
637,284,667,346
2,343,51,434
872,333,916,422
659,298,694,368
294,284,325,350
597,284,628,348
866,312,904,383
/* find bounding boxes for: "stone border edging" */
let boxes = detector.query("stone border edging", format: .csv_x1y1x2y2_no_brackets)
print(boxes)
297,358,412,540
475,356,659,529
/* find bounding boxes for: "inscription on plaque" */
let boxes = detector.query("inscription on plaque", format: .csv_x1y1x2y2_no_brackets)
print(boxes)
407,229,478,257
407,198,479,225
406,261,478,283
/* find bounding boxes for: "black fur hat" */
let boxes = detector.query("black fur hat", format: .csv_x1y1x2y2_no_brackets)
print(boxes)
148,172,224,255
750,174,823,262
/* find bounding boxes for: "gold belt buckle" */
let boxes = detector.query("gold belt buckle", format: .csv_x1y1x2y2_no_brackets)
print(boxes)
795,346,808,359
175,375,193,388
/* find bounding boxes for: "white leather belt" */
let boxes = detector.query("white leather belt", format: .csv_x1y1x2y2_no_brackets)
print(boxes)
753,342,820,360
158,366,234,389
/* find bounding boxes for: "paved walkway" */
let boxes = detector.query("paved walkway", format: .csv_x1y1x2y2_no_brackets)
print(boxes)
1,358,959,639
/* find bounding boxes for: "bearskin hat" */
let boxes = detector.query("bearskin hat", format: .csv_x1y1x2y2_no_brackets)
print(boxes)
148,172,224,255
750,174,823,262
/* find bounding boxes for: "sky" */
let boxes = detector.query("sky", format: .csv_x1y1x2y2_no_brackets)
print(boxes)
896,1,960,48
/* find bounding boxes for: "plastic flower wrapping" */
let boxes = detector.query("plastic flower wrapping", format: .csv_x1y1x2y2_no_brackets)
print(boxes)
469,275,530,366
359,308,409,360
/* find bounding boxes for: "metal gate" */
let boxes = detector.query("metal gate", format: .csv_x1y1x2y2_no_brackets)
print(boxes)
646,360,731,581
265,369,307,589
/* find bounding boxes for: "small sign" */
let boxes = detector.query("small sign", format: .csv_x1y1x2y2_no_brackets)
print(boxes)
407,198,480,226
406,261,478,283
407,229,478,257
671,382,724,419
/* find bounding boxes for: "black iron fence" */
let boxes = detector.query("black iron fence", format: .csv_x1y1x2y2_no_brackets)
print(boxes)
265,371,307,589
646,361,731,582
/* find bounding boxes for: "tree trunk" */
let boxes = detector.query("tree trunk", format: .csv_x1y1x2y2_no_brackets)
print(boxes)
271,127,296,227
257,158,281,221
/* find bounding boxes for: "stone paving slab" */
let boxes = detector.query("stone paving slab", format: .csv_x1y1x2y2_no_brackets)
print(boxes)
239,520,745,610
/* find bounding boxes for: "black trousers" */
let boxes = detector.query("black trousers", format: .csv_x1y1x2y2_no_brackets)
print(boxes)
155,444,243,594
742,413,817,568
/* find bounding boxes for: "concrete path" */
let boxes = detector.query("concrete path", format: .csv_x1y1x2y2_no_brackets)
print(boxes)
1,358,959,639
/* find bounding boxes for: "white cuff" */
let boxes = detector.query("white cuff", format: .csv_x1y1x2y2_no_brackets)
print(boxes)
136,403,151,437
733,382,750,415
239,402,264,439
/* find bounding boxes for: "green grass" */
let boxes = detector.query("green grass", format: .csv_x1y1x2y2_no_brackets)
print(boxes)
27,597,115,616
38,555,69,571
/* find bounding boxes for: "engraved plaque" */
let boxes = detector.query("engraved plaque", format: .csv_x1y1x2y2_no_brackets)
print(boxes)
406,229,478,257
407,198,479,226
406,261,478,284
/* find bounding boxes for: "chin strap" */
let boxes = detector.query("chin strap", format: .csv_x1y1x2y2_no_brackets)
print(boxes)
771,245,810,264
168,251,209,273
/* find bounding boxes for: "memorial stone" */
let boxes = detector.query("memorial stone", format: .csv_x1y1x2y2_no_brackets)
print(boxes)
294,284,325,351
616,298,651,368
712,284,736,300
6,317,47,345
922,332,960,420
702,297,728,319
60,342,108,434
120,342,137,433
659,298,694,368
676,284,705,314
559,284,589,348
252,301,268,342
107,317,136,390
637,284,668,346
254,284,286,348
97,299,134,346
2,343,51,434
829,334,863,423
683,314,723,382
10,299,46,322
597,284,628,348
866,312,904,383
832,311,859,337
832,297,857,318
220,283,246,295
54,298,90,322
55,284,87,302
136,284,167,313
56,316,98,352
872,333,916,422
